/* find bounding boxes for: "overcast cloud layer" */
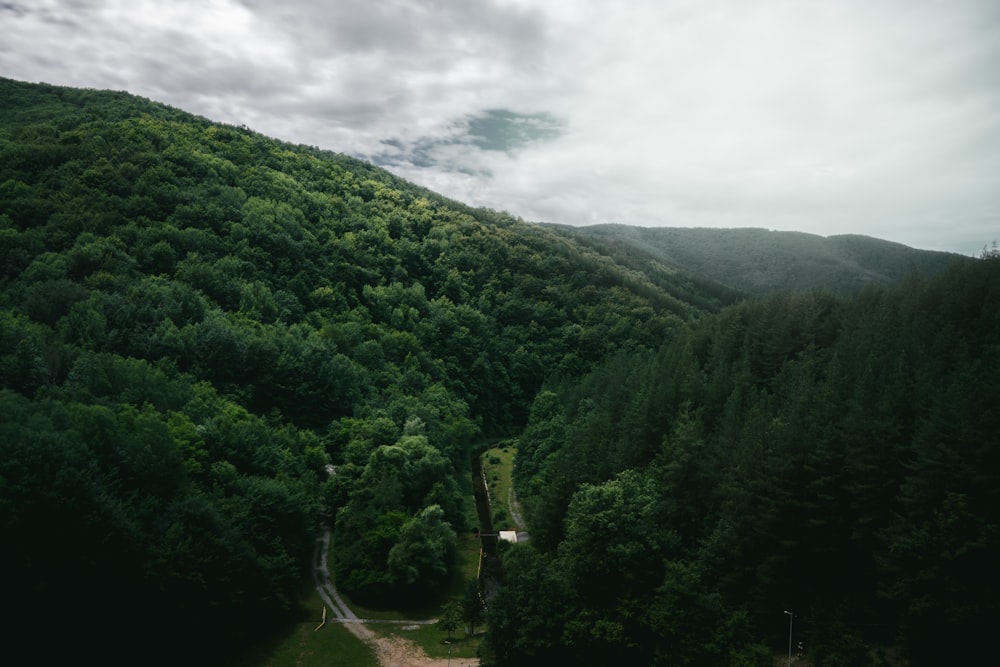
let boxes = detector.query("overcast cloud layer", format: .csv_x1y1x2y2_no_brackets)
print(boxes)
3,0,998,254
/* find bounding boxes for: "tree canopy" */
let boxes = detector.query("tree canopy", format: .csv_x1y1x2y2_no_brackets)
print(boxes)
497,258,999,666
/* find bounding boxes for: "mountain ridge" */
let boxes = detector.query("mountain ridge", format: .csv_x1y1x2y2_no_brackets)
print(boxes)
544,222,966,297
3,75,966,302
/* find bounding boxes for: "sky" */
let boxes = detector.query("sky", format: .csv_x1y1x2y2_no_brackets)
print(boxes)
2,0,999,255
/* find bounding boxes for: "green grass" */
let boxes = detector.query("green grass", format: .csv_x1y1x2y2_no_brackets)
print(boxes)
480,441,521,531
225,585,378,667
234,621,376,667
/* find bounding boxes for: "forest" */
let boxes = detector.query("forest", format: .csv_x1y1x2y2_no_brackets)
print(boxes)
1,76,996,666
491,257,999,665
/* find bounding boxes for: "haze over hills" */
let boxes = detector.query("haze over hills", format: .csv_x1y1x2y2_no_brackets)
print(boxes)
545,223,968,297
1,77,995,667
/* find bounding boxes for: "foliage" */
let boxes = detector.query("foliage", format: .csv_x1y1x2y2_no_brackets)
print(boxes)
438,601,462,641
2,76,990,666
0,76,689,662
461,577,487,636
491,259,1000,666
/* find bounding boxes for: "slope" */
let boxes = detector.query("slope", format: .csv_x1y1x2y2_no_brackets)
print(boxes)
549,223,968,296
0,75,696,664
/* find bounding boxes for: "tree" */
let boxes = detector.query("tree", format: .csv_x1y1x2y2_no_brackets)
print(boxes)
480,545,568,666
387,504,456,597
644,559,728,666
555,470,681,664
332,505,406,602
438,601,461,641
460,577,486,636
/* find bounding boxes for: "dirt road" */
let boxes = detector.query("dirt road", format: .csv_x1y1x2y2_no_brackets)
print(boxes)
313,530,474,667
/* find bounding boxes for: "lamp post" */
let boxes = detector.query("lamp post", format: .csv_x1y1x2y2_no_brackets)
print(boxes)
784,610,793,667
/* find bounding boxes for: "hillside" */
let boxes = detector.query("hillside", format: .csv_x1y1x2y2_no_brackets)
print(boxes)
0,76,696,664
1,76,988,667
549,223,967,296
494,254,1000,666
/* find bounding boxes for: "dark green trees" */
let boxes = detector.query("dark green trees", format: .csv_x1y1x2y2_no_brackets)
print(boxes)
3,76,989,666
1,76,691,653
491,258,999,666
331,430,462,604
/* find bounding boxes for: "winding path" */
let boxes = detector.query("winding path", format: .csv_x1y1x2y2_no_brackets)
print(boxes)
312,529,462,667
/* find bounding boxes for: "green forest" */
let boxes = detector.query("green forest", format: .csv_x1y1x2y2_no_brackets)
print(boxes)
1,77,997,666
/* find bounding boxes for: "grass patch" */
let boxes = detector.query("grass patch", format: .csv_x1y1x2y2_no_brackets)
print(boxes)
230,621,376,667
480,441,521,531
224,584,378,667
454,530,486,585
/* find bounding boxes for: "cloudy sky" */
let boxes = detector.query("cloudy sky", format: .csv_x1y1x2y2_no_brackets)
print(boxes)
3,0,999,254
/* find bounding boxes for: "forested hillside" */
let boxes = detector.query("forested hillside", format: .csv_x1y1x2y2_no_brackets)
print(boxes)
552,223,966,296
0,77,691,664
2,76,993,667
491,255,999,666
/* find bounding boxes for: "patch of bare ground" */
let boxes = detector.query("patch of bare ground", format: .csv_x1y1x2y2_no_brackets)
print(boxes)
342,623,463,667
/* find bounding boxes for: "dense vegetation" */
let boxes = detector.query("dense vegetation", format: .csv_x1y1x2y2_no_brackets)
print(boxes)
489,256,999,666
0,77,688,663
2,76,994,666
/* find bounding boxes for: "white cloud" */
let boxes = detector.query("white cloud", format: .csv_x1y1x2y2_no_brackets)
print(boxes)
2,0,998,254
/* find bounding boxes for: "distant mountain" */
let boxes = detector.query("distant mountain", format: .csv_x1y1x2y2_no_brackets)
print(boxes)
545,223,968,296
